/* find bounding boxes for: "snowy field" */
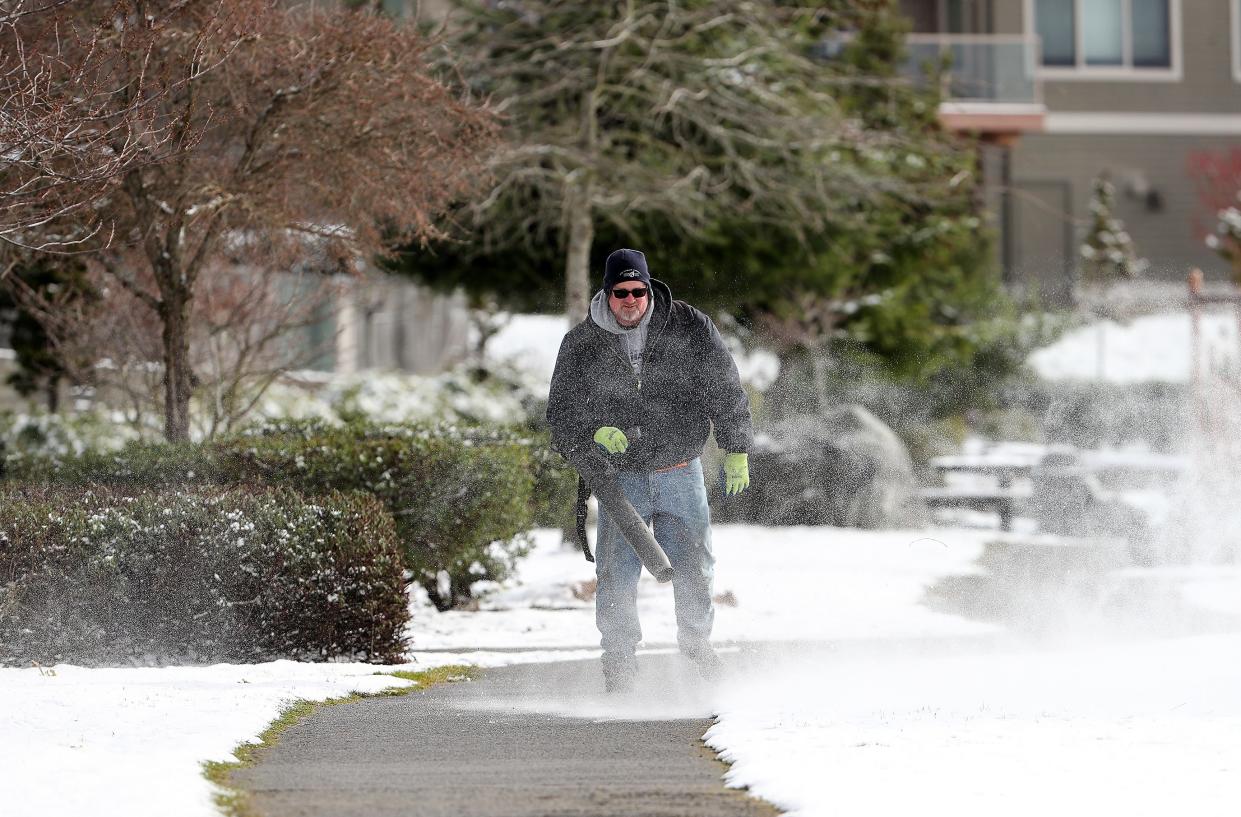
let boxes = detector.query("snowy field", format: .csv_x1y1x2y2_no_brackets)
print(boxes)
6,525,1239,817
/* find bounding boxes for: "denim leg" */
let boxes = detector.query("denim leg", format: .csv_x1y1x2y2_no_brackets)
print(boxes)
651,459,715,654
594,471,652,662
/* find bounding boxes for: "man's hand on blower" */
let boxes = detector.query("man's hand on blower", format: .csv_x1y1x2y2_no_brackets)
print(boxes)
723,452,750,496
594,426,629,454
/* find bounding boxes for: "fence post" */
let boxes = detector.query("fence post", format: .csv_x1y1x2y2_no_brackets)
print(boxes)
1188,268,1204,434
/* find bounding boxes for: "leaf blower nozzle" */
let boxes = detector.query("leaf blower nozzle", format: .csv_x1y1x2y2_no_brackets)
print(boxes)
575,426,674,583
588,473,674,583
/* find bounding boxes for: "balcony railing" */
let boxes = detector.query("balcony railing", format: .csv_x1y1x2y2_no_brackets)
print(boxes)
903,34,1043,106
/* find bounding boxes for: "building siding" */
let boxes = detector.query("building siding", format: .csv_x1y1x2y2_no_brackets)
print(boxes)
1010,132,1239,292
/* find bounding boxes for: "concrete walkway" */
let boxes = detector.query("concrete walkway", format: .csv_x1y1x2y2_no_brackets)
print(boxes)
231,652,780,817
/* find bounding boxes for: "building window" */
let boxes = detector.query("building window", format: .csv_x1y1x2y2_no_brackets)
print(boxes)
1032,0,1176,74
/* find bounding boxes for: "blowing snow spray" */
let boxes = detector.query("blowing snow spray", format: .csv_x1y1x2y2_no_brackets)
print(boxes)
577,427,674,583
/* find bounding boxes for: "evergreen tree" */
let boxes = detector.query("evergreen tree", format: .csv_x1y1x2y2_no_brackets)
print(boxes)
1205,190,1241,284
0,256,94,411
1080,173,1148,287
432,0,864,319
399,1,1027,409
1077,172,1147,380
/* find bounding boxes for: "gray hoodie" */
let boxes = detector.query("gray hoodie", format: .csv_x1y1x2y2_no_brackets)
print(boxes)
589,287,654,376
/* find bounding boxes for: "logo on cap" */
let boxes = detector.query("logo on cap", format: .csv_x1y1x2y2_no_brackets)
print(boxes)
620,269,641,279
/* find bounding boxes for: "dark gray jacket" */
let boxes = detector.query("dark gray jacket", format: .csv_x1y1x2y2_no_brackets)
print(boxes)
546,278,753,475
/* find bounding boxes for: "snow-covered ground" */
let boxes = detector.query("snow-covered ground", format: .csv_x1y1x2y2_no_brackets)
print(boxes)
707,633,1241,817
419,528,1241,817
1030,309,1239,384
0,649,597,817
7,524,1238,817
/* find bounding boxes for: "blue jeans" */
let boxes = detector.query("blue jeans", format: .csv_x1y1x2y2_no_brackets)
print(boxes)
594,458,715,664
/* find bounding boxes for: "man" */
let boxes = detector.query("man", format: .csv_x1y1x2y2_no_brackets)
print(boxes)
547,248,753,693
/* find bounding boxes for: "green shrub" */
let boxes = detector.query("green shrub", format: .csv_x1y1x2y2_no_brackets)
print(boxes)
527,440,578,530
0,485,408,665
8,440,227,485
11,421,551,610
0,409,144,480
217,422,538,610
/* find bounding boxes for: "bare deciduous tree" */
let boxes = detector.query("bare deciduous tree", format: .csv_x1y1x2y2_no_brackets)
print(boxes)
8,0,497,440
0,0,226,252
8,251,345,438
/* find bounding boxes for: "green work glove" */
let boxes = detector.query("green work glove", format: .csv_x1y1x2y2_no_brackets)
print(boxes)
723,452,750,496
593,426,629,454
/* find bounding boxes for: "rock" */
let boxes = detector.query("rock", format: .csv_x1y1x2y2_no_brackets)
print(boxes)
715,405,922,528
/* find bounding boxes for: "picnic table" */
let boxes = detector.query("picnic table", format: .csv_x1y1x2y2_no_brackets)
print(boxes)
920,444,1187,535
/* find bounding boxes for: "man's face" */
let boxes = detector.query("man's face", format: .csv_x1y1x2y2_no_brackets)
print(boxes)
608,282,650,327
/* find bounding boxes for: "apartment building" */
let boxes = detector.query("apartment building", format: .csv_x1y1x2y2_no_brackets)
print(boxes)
900,0,1241,304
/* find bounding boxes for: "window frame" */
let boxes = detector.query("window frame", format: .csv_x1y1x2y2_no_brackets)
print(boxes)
1024,0,1182,81
1233,0,1241,83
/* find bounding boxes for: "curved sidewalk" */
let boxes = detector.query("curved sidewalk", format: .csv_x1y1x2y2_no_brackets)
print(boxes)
230,653,780,817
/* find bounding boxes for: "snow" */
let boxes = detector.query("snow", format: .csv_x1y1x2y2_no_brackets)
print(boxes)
486,313,569,384
1,662,411,817
0,648,609,817
1029,309,1239,384
409,527,996,651
706,634,1241,817
4,524,1240,816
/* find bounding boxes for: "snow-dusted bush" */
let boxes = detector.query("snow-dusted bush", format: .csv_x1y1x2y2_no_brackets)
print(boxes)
0,409,143,477
0,486,408,666
218,422,542,610
7,439,222,484
9,421,572,610
1079,173,1148,285
252,365,544,428
1205,193,1241,283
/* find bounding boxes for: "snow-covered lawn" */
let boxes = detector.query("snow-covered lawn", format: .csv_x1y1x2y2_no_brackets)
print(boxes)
409,525,997,650
3,524,1239,817
2,662,409,817
1029,309,1239,384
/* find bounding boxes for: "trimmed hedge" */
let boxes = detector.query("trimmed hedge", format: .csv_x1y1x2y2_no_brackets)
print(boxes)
218,423,538,609
6,421,576,610
0,485,409,665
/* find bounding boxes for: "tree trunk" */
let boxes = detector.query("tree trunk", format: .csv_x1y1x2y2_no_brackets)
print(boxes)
160,286,194,442
564,181,594,322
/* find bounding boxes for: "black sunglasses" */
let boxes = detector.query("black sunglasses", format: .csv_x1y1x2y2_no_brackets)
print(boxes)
609,286,649,300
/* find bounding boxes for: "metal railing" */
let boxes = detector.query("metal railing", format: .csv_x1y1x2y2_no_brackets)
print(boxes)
904,34,1043,106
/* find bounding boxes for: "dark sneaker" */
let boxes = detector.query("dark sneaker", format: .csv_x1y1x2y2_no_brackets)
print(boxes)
682,646,723,682
601,656,637,694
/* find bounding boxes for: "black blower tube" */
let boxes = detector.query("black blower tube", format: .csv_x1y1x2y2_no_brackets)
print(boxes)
588,472,674,583
579,426,674,583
